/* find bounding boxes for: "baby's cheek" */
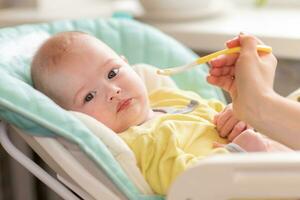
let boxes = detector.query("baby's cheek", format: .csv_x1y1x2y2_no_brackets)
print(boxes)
87,107,114,126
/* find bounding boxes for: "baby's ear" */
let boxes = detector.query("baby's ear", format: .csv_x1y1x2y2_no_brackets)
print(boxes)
120,55,128,63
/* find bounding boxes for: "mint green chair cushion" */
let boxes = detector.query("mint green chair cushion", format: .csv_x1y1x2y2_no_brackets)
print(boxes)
0,18,225,200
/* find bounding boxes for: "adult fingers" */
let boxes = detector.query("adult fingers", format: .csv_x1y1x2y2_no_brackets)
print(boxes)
227,34,269,59
209,53,239,68
207,75,235,93
209,65,234,77
239,34,264,59
226,33,264,48
225,36,240,48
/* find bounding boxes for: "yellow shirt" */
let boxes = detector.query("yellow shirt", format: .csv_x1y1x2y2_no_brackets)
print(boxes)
119,88,229,195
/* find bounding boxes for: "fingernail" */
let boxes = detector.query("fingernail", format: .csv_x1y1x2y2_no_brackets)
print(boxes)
225,39,234,45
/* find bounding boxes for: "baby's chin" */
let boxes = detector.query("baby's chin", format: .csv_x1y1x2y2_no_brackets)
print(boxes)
113,121,141,133
114,126,129,134
113,106,152,133
114,114,149,134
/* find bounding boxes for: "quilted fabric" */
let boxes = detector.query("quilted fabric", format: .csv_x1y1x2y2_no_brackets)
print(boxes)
0,17,225,199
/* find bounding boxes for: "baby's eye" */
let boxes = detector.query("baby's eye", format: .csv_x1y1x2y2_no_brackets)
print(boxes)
84,91,96,103
107,68,119,79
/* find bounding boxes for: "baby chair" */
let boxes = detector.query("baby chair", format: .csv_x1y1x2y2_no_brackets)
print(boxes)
0,17,300,200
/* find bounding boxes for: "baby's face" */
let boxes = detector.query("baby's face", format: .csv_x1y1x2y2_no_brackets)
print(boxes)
53,35,152,133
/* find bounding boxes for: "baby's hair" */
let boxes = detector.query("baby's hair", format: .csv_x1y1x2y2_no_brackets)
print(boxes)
31,31,88,104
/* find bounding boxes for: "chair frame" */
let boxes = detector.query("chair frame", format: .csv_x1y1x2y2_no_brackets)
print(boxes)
3,119,300,200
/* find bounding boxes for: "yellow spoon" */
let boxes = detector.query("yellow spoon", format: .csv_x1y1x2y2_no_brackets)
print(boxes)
157,45,272,76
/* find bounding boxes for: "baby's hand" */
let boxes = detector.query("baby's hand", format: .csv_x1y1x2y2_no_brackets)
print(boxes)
214,104,250,141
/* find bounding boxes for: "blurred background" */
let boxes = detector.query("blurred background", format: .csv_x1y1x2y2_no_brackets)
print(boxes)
1,0,300,199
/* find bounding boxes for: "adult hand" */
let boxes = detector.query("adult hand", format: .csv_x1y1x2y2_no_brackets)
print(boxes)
207,34,277,122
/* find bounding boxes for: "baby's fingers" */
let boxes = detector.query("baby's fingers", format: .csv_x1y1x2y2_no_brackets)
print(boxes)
213,114,219,124
228,121,247,142
219,117,239,138
215,108,231,133
213,142,226,148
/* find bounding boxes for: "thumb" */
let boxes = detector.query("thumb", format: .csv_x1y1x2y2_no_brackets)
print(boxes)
239,34,259,58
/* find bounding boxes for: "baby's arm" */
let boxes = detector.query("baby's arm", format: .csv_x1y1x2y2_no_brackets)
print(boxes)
215,129,292,152
232,129,292,152
214,103,250,141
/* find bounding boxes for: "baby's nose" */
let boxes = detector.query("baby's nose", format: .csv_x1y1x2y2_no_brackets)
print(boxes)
108,89,121,101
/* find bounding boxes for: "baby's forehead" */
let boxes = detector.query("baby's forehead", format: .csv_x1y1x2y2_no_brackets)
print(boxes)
46,32,87,52
37,32,116,76
47,33,108,56
40,33,92,65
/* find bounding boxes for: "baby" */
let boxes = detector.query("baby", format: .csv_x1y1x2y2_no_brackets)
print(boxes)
31,31,291,195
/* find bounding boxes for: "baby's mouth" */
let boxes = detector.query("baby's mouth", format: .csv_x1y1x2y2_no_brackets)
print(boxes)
117,98,132,113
